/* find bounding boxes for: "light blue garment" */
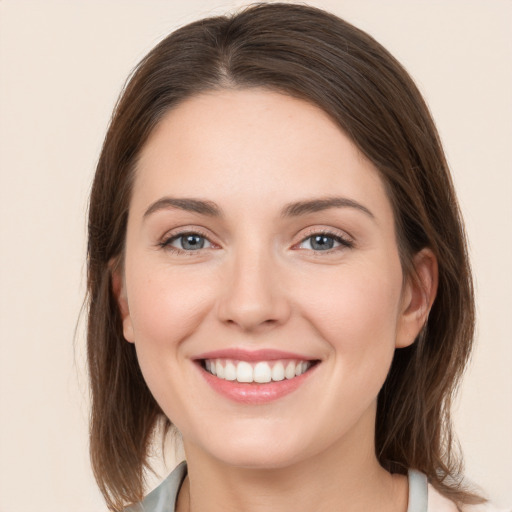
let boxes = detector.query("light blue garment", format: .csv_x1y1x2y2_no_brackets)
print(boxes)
126,462,428,512
408,469,429,512
125,462,187,512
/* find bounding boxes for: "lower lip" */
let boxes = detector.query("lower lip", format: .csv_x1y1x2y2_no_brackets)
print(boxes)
197,363,318,404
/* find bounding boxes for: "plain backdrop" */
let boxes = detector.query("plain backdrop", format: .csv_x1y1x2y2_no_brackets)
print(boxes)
0,1,511,511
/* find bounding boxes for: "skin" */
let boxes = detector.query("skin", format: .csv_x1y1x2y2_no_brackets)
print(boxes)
114,88,437,512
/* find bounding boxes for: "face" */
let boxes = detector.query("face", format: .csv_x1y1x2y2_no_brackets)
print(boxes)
116,88,431,470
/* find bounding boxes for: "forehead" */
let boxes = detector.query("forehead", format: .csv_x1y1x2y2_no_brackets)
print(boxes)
133,88,391,222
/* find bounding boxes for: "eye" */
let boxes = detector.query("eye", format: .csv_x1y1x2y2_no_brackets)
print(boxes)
161,232,213,252
298,232,352,251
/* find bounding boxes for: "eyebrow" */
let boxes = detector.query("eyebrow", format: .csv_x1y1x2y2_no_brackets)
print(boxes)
143,196,374,219
281,197,374,219
144,197,222,218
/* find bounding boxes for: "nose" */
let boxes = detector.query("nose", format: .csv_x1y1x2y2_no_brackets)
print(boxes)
216,246,292,333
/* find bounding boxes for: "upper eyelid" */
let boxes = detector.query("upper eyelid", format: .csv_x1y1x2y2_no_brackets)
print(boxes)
160,226,214,242
295,226,353,242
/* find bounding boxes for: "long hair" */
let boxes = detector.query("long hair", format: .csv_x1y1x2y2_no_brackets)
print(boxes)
87,3,476,510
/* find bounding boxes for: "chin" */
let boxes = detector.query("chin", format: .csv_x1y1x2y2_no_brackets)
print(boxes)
184,420,321,470
212,443,303,470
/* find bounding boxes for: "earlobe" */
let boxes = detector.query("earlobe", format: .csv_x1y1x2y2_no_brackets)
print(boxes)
110,261,135,343
395,248,438,348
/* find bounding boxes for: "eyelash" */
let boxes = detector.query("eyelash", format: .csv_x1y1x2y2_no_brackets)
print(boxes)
158,229,214,255
158,229,354,255
295,229,354,253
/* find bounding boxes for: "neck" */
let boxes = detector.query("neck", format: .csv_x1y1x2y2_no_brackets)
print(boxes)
176,407,408,512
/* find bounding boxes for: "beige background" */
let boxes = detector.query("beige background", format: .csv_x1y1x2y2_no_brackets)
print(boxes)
0,1,511,511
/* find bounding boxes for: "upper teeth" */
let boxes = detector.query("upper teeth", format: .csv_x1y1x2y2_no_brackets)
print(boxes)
204,359,312,383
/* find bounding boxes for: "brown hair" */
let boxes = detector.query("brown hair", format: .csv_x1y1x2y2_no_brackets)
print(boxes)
87,3,478,510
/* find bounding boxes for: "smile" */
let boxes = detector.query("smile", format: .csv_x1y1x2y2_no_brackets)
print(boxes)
202,359,314,383
194,349,320,403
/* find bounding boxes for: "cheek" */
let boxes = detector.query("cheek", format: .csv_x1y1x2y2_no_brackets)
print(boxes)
296,261,403,368
124,261,219,420
293,267,403,438
126,262,217,348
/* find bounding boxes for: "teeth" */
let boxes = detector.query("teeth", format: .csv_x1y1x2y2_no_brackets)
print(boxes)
285,361,296,379
254,362,272,383
237,361,253,383
216,360,225,379
203,359,313,383
224,361,237,381
271,362,285,381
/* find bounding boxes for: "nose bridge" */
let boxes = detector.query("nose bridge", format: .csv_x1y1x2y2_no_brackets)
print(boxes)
216,236,290,332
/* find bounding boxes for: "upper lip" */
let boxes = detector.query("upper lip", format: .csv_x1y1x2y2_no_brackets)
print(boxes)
193,348,317,362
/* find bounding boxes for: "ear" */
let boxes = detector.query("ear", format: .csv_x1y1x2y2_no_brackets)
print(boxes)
395,248,438,348
110,260,135,343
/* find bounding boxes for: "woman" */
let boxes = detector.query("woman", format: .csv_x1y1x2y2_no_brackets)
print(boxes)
86,3,502,511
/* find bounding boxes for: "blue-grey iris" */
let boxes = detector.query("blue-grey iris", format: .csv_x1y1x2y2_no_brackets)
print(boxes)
181,235,205,250
310,235,334,250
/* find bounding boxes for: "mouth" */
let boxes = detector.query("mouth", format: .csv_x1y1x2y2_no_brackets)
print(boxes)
193,349,320,404
200,358,317,383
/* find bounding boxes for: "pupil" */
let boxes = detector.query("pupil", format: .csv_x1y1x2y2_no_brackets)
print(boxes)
182,235,204,250
311,235,333,250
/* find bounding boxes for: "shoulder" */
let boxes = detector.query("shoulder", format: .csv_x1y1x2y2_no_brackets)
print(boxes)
428,484,511,512
124,461,188,512
428,484,459,512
